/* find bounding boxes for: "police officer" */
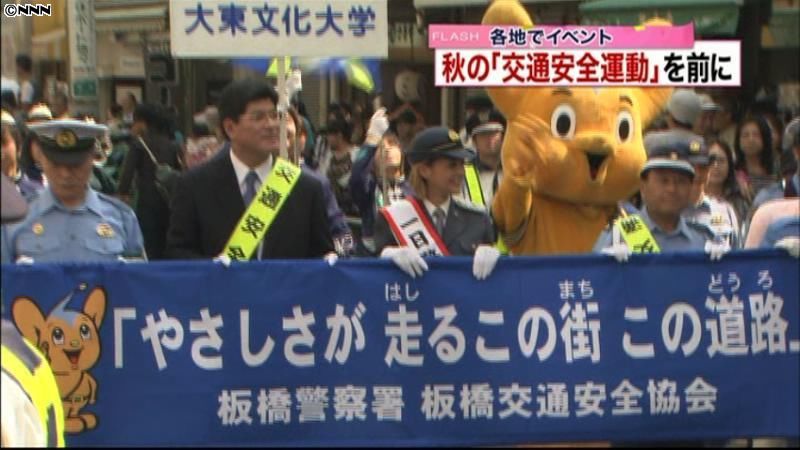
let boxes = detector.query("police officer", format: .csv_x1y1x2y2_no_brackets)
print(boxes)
461,109,505,210
648,130,741,248
1,119,145,263
375,126,500,280
594,133,726,260
1,174,65,447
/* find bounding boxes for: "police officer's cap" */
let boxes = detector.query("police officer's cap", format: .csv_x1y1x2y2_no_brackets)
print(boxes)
466,109,506,137
645,130,709,166
641,132,703,178
28,119,108,166
406,126,475,164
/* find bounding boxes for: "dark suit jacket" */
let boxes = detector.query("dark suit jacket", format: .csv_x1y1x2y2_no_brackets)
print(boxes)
165,148,334,259
375,196,495,256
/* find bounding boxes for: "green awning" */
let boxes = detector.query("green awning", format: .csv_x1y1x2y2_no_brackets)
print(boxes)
580,0,743,36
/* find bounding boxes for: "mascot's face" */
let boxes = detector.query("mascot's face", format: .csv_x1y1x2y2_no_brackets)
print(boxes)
505,87,652,204
482,0,671,206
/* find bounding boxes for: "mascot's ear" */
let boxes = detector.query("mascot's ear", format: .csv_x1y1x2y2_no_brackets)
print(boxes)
634,88,673,129
482,0,535,120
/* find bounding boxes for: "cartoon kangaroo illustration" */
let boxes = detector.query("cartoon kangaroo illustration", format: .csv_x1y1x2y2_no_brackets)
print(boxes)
12,285,106,434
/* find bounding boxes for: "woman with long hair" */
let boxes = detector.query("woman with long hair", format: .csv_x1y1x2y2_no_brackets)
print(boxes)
734,115,775,200
706,138,752,233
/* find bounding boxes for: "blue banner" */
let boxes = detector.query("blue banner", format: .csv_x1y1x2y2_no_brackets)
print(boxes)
2,251,799,446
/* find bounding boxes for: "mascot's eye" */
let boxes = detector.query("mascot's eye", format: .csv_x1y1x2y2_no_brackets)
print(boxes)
550,104,576,139
79,324,91,340
616,111,634,143
52,327,65,345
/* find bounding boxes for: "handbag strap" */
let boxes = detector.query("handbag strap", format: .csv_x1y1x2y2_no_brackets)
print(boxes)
137,136,160,166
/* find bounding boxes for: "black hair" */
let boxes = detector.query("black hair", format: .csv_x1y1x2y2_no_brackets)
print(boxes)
465,95,493,111
1,90,18,110
15,54,32,73
110,104,124,118
326,118,352,142
734,114,774,175
133,103,171,135
217,79,278,139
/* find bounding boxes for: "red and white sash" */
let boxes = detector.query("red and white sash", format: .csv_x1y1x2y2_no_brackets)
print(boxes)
380,197,450,256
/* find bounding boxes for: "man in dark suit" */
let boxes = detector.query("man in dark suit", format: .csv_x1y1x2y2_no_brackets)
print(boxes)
374,127,500,280
166,79,333,259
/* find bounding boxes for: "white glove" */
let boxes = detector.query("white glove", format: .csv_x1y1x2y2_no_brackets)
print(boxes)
15,256,34,265
286,69,302,98
472,245,501,281
704,240,731,261
324,252,339,266
117,256,146,263
775,237,800,258
600,243,632,263
380,246,428,278
366,108,390,143
213,254,232,267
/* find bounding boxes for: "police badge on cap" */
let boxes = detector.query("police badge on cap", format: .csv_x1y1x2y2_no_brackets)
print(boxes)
27,119,108,166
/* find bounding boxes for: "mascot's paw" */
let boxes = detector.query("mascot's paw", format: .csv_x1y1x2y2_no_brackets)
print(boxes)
503,114,551,185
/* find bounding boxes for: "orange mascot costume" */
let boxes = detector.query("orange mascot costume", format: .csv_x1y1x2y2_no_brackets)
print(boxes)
483,0,672,255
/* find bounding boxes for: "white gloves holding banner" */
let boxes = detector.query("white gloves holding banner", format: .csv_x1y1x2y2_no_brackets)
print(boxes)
380,246,428,278
775,237,800,258
704,240,731,261
601,243,632,263
472,245,501,280
381,245,501,281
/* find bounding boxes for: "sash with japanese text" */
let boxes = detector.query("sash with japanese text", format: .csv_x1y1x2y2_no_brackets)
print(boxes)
1,251,798,446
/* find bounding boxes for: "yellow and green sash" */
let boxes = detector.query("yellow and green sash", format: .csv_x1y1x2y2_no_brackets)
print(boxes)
614,214,661,253
223,158,302,261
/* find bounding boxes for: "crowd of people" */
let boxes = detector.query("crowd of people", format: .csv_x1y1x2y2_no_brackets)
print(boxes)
1,63,799,277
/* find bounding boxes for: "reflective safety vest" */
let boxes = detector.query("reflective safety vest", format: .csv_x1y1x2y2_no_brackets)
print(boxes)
464,163,509,255
1,321,65,447
463,163,486,208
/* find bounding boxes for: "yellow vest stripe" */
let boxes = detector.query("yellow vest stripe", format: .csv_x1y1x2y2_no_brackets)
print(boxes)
2,344,65,447
223,158,302,261
614,215,661,253
464,163,485,208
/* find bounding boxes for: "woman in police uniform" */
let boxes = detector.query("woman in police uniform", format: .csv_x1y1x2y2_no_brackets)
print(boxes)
374,126,500,280
1,119,145,263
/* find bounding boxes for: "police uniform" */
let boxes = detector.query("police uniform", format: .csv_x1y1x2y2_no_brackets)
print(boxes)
684,195,741,248
460,111,505,210
374,127,496,256
593,133,714,253
1,120,145,263
593,205,713,252
667,132,743,248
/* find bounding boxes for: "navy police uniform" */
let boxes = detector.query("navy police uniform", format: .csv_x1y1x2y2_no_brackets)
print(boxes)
1,120,145,263
375,127,495,256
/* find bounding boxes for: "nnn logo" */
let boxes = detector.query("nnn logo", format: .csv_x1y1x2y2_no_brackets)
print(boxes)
4,3,52,17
